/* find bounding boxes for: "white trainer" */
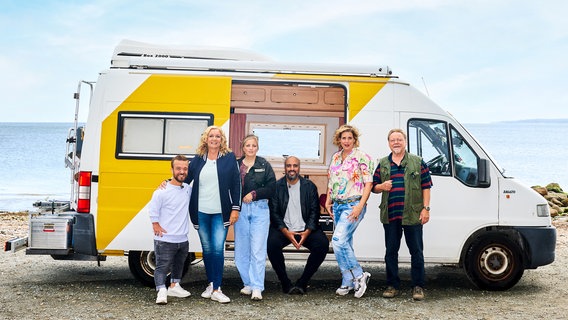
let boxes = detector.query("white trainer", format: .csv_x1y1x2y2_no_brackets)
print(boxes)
201,282,213,299
167,283,191,298
156,288,167,305
335,286,354,296
251,289,262,301
354,272,371,298
210,288,231,303
240,286,252,295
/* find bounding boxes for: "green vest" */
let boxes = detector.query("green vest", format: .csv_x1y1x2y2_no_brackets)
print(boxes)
379,152,424,225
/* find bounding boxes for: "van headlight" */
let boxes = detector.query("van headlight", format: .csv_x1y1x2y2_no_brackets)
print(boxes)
536,204,550,217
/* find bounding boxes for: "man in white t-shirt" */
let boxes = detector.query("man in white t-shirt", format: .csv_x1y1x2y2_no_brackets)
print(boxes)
149,155,192,305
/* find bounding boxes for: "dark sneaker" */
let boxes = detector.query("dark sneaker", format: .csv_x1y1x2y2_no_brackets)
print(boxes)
382,286,399,298
412,286,425,301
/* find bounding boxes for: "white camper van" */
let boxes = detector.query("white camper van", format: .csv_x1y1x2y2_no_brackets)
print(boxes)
6,40,555,291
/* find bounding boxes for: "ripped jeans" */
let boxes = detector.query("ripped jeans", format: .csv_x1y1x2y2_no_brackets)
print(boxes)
331,200,366,287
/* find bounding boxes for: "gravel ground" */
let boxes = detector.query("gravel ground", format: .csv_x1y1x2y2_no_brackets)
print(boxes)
1,213,567,320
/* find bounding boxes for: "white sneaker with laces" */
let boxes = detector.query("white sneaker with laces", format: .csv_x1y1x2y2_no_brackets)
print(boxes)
335,286,354,296
210,288,231,303
354,272,371,298
240,286,252,295
167,283,191,298
201,282,213,299
156,288,168,305
251,289,262,301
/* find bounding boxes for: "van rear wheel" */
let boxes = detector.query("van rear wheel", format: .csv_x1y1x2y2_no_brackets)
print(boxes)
464,234,524,291
128,250,194,287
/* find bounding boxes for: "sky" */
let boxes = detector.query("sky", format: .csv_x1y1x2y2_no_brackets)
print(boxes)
1,0,567,124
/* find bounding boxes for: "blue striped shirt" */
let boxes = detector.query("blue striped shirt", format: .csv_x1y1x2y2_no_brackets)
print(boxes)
372,153,432,222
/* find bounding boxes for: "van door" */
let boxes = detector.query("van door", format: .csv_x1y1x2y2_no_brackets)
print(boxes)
399,114,499,263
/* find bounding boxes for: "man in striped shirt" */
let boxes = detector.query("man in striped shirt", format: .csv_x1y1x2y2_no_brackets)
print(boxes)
372,128,432,301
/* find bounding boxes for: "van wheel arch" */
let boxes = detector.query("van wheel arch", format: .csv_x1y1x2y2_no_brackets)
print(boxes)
464,232,524,291
128,250,194,287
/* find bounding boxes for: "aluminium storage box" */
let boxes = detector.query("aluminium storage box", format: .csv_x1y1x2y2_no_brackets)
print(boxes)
29,216,73,249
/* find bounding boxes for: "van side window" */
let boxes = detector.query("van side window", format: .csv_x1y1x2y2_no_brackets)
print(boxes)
116,112,213,159
408,119,451,176
450,126,480,186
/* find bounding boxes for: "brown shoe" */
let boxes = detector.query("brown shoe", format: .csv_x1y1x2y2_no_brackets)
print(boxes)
412,286,425,301
382,286,399,298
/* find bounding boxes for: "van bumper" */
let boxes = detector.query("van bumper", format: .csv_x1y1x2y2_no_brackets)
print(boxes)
515,226,556,268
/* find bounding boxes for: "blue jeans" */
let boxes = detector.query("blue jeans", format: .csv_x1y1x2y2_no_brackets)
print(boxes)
234,199,270,291
383,219,425,288
197,211,228,290
154,240,189,290
332,200,366,287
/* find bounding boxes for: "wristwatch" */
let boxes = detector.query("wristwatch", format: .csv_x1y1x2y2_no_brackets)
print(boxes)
423,206,430,211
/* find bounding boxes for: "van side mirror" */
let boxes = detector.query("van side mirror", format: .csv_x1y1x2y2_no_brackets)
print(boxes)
477,158,491,188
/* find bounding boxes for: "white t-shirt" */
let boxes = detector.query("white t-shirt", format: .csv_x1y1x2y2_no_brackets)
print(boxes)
198,159,222,214
284,182,306,232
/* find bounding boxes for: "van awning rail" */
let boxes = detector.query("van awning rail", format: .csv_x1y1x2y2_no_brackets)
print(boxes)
113,56,393,77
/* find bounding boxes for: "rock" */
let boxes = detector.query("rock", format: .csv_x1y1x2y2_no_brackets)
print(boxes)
551,198,564,207
533,186,548,196
546,183,564,193
550,208,558,217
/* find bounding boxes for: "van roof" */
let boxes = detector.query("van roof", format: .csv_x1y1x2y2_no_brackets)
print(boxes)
111,39,393,77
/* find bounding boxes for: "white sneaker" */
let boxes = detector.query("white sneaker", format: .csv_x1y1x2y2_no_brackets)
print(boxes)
156,288,167,304
167,283,191,298
335,286,354,296
210,288,231,303
201,282,213,299
251,289,262,301
354,272,371,298
240,285,252,295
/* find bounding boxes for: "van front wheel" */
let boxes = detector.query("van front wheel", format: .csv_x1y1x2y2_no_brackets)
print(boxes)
464,234,524,291
128,250,193,287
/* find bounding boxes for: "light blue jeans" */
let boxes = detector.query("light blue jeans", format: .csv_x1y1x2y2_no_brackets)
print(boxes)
197,211,228,290
234,199,270,291
332,200,366,287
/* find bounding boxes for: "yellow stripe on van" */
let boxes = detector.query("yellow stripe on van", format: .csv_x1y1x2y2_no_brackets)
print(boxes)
348,82,386,121
97,75,232,250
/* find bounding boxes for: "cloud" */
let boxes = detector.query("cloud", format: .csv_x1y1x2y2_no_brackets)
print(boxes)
1,0,566,123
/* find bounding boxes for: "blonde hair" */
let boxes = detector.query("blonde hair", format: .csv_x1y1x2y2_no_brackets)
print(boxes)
241,134,259,151
387,128,407,141
332,124,360,148
196,126,231,156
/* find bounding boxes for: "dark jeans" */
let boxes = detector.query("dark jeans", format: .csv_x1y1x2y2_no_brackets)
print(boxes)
267,227,329,290
383,219,424,289
154,240,189,290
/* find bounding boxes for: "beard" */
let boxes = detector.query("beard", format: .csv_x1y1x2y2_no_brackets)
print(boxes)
173,173,187,183
286,170,298,181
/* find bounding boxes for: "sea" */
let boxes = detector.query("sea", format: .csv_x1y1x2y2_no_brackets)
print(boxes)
0,120,567,212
